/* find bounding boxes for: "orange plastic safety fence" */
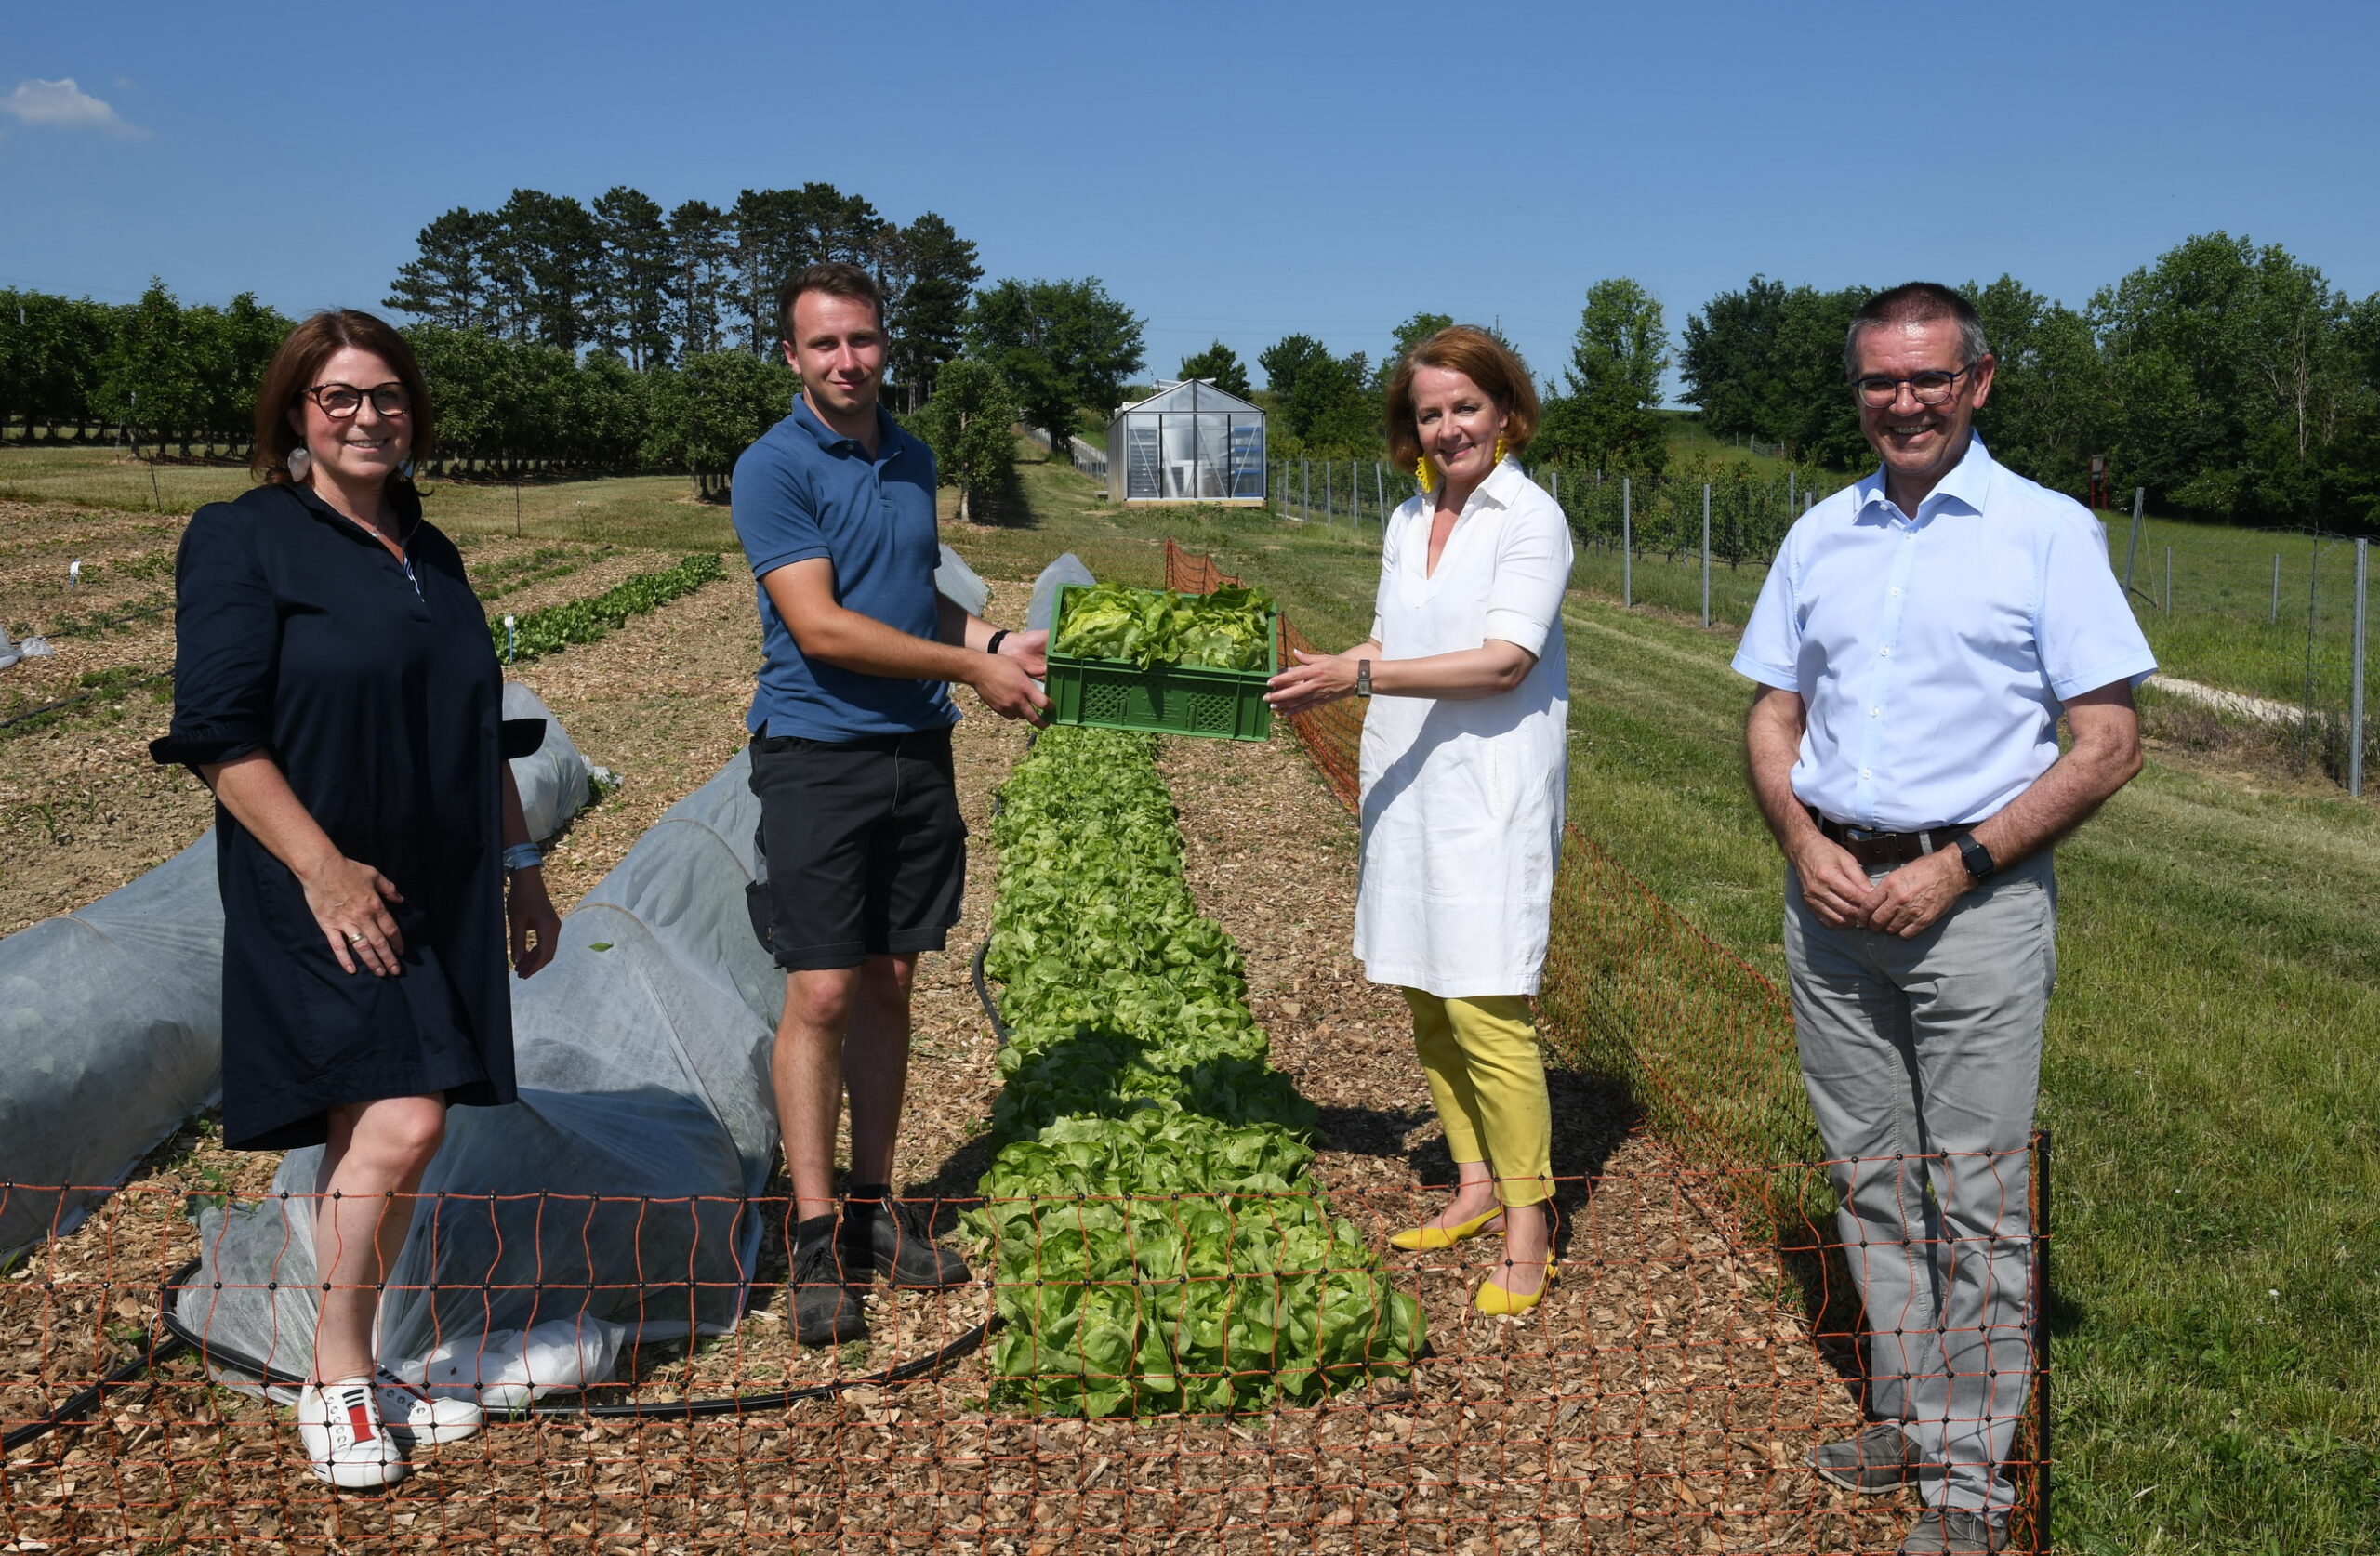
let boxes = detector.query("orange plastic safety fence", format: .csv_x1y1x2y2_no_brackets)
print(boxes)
1161,537,2049,1554
4,1170,2043,1553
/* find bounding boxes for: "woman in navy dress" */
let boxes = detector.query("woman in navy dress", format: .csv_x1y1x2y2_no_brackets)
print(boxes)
152,310,560,1487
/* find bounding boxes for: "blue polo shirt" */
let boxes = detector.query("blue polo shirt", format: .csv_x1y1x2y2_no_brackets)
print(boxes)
731,397,957,741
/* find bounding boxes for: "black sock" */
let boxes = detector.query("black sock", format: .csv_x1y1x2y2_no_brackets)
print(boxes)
792,1212,839,1249
844,1182,892,1204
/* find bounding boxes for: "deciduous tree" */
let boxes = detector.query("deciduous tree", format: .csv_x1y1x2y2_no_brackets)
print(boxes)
967,278,1144,452
910,357,1017,522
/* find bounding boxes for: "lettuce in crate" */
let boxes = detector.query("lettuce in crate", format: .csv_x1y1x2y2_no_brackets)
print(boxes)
1052,583,1274,671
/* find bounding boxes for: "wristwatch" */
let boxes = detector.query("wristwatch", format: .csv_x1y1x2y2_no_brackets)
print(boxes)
1355,659,1372,697
1954,835,1996,882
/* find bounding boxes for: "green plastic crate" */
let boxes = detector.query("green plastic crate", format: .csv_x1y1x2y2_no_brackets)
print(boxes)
1044,584,1276,742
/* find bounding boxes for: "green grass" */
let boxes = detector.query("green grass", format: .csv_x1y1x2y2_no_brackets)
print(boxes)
945,447,2380,1555
0,444,737,550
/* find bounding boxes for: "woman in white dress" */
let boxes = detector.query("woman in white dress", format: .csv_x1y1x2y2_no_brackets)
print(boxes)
1267,325,1571,1313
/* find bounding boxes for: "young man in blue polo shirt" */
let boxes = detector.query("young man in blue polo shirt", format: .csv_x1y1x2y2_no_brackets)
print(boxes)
731,261,1048,1346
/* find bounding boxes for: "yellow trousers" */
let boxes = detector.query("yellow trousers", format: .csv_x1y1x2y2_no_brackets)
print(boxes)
1402,989,1553,1208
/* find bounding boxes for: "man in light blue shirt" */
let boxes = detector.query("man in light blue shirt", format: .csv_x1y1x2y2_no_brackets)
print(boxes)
1734,284,2152,1555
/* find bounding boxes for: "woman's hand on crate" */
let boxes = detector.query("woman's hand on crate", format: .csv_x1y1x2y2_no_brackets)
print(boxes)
1267,647,1369,716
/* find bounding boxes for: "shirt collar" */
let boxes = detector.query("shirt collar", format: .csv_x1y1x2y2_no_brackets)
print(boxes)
788,394,901,462
1855,432,1994,524
1467,455,1527,513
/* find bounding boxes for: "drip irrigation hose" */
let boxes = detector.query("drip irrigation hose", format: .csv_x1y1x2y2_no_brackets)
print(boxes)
9,1257,1002,1450
151,1257,998,1422
0,1259,196,1452
972,938,1012,1045
0,671,173,734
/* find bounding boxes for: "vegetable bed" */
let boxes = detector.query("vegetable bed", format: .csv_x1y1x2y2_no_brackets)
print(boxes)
493,552,722,663
1044,583,1277,742
972,727,1423,1416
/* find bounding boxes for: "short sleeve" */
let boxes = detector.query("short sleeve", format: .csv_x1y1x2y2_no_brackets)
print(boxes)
149,506,278,770
731,439,829,581
1481,496,1574,657
1731,531,1803,691
2036,509,2157,699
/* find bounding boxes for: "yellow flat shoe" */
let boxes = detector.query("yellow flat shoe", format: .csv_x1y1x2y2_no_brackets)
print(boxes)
1474,1258,1559,1316
1388,1205,1504,1251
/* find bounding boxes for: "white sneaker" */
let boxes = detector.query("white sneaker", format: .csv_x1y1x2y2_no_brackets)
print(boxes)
375,1366,484,1446
297,1378,409,1488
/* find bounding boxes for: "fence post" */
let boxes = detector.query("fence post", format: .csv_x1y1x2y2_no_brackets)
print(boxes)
2030,1127,2055,1556
1622,476,1633,608
1786,469,1795,514
2352,538,2368,798
148,461,161,512
1374,461,1385,526
2122,488,2144,594
1324,461,1333,525
514,482,522,537
1701,483,1712,627
2165,547,2174,613
1302,459,1311,521
2272,553,2282,626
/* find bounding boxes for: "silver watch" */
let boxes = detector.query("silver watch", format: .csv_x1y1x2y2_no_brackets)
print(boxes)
1355,659,1372,697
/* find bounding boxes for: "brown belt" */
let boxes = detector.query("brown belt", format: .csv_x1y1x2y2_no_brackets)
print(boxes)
1808,807,1973,868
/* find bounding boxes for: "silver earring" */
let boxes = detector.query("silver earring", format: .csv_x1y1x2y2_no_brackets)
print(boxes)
287,446,311,481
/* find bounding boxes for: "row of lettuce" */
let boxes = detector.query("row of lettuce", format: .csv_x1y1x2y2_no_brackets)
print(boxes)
968,727,1423,1416
489,552,722,663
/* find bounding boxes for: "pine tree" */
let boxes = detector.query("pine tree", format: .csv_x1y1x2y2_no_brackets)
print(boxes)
592,186,674,369
385,207,499,331
887,213,982,410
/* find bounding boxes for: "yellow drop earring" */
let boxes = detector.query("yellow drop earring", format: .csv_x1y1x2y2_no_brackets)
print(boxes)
1414,455,1434,494
1491,436,1507,465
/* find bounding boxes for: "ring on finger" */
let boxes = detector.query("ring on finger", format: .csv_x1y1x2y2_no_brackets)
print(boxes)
346,930,365,944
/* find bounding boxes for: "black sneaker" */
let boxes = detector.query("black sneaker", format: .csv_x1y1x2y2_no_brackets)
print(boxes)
787,1215,866,1347
839,1189,973,1288
1806,1422,1921,1494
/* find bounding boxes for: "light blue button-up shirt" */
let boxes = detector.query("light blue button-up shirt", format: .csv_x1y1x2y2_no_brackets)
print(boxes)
1731,435,2155,833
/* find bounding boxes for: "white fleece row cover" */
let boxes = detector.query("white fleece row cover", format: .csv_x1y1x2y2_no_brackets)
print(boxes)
0,683,592,1260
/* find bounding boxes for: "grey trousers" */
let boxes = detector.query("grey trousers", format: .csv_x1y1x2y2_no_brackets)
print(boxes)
1783,851,2055,1521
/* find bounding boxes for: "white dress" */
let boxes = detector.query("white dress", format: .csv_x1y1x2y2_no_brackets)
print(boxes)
1353,458,1572,999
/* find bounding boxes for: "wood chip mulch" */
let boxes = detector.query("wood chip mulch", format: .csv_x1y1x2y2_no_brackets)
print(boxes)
2,563,1916,1551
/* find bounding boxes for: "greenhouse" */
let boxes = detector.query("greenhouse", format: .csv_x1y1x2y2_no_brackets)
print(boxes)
1106,379,1266,505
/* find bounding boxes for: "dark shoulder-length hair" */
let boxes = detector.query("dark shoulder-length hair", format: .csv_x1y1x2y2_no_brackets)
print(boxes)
1383,325,1541,468
250,310,436,491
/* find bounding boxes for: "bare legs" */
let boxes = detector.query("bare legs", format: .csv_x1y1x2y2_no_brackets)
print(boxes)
311,1094,447,1384
772,954,918,1221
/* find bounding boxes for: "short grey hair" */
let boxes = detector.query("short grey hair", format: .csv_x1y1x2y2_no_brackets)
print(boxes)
1844,282,1990,378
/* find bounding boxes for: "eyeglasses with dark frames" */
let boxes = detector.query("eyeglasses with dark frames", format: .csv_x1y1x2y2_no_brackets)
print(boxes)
305,381,411,418
1851,365,1975,408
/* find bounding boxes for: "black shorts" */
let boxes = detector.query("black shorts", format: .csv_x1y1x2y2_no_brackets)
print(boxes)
747,727,966,971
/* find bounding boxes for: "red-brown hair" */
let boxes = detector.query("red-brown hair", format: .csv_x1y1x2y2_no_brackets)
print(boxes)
250,310,436,490
1383,325,1540,468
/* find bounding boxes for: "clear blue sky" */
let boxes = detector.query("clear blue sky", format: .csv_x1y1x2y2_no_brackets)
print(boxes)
7,0,2376,399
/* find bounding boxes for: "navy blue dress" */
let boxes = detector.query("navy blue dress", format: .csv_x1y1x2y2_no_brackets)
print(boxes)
152,481,537,1151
